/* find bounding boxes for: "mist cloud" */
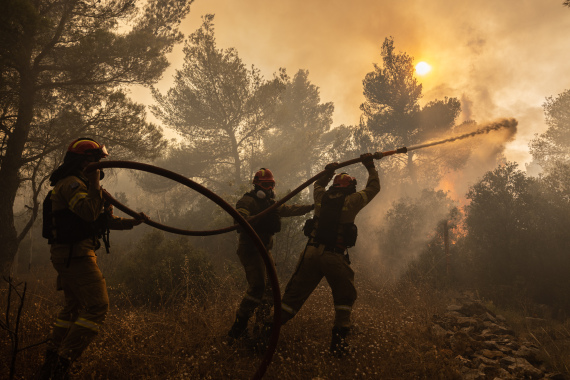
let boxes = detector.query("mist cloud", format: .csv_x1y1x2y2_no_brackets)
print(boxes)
169,0,570,168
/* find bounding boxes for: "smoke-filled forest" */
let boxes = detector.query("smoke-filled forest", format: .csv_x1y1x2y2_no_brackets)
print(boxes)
1,1,570,379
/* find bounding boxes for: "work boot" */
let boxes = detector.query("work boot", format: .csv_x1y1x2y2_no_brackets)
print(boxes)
330,326,350,358
51,355,71,380
227,315,249,342
36,349,58,380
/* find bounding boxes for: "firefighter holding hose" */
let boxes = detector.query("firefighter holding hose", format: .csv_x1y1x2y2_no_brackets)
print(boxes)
38,138,147,379
278,153,381,357
228,168,314,342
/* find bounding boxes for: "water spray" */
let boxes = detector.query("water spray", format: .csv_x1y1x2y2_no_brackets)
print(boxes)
380,118,518,157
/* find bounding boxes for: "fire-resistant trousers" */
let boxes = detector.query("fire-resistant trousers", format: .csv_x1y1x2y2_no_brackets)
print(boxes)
235,241,275,321
48,256,109,362
281,243,357,328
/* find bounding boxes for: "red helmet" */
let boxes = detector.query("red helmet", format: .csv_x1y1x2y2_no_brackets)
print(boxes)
332,173,357,188
67,138,108,158
253,168,275,190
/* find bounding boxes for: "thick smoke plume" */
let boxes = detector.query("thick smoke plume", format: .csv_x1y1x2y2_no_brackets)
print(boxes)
355,118,519,280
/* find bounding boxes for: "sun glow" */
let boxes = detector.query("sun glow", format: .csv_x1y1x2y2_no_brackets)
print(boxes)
415,61,432,76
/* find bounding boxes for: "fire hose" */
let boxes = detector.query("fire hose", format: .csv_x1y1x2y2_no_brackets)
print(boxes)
84,116,516,379
85,161,279,380
85,150,403,380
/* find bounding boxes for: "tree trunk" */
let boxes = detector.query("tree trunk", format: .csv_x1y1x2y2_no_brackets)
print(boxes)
0,70,36,273
228,130,241,186
407,151,417,188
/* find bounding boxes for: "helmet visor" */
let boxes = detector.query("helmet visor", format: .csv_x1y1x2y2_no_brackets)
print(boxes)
83,144,108,160
257,181,275,190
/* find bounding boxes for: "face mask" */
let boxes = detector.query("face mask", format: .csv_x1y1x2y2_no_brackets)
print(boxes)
256,190,267,199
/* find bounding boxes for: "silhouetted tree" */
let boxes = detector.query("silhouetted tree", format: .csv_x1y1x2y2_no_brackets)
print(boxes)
529,89,570,170
0,0,190,271
462,162,570,312
152,14,285,191
262,69,334,191
361,37,422,143
359,37,461,185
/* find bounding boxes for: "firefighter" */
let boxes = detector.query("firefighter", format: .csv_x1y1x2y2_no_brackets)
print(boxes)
278,153,380,357
38,138,147,379
227,168,314,342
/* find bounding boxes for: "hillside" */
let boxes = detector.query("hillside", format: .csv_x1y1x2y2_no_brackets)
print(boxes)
2,264,568,380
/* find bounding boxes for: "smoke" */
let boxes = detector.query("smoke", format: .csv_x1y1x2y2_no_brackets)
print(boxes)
354,118,519,280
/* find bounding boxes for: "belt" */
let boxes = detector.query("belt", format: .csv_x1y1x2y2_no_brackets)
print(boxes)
307,241,346,254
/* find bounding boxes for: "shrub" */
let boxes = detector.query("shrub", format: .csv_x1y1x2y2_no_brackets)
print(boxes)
110,230,215,307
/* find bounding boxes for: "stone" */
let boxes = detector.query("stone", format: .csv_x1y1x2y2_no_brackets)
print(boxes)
430,324,449,338
515,345,541,363
480,348,504,359
508,357,544,379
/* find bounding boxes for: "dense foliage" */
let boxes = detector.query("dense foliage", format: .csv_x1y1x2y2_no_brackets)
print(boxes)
0,0,192,271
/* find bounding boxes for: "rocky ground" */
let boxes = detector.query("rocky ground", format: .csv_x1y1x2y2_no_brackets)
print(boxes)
431,294,567,380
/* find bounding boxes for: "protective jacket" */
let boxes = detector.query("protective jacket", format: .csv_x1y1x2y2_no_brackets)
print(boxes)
48,173,135,263
236,190,313,250
308,166,380,250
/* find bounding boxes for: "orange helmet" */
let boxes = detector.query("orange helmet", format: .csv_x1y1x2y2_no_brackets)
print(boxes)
67,138,108,158
332,173,357,188
253,168,275,190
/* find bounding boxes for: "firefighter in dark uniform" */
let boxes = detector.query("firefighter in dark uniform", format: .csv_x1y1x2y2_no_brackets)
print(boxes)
228,168,314,341
38,138,147,379
279,153,380,357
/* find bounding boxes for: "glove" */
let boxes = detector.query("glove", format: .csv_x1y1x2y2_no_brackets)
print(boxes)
130,212,150,227
325,162,339,172
360,153,375,169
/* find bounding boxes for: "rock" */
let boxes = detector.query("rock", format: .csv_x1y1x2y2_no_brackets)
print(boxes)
462,367,485,380
482,312,498,323
457,317,481,328
508,357,544,379
479,348,504,359
430,323,450,338
444,311,467,319
447,304,464,313
482,321,514,336
432,296,559,380
455,355,472,366
499,356,517,367
478,362,502,377
515,345,542,363
450,331,476,354
460,301,495,317
543,372,567,380
473,354,499,367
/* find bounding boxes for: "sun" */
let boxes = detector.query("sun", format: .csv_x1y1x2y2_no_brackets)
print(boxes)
415,61,432,76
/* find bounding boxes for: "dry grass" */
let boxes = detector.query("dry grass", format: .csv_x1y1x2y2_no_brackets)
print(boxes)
2,264,463,380
490,304,570,377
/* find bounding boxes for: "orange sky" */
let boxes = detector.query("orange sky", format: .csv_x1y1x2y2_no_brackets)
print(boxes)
144,0,570,168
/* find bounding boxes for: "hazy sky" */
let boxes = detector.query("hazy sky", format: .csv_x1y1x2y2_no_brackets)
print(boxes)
150,0,570,168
